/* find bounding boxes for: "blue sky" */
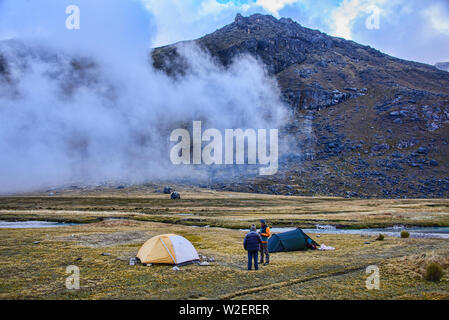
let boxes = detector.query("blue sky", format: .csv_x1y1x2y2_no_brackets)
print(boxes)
1,0,448,65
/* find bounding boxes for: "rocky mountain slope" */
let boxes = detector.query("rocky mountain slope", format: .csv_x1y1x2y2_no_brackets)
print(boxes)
153,14,449,199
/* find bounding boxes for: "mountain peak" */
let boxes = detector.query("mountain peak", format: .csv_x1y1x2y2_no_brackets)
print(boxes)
229,13,307,38
234,13,280,24
234,13,297,26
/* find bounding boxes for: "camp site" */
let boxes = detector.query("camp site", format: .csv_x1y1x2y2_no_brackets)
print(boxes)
1,185,448,300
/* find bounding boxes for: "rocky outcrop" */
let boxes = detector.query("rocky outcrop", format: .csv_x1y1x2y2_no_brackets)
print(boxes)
0,54,6,75
0,53,10,83
435,62,449,72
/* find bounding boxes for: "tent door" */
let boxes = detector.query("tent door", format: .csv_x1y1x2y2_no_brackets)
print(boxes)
159,238,176,264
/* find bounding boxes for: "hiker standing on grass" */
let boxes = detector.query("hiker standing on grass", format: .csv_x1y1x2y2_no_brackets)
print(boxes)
243,225,262,271
259,219,271,265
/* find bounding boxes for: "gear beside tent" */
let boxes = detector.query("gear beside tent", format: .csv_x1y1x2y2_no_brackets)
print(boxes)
136,234,199,265
268,228,320,253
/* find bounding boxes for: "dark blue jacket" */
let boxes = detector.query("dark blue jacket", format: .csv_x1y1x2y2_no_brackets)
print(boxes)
243,231,262,252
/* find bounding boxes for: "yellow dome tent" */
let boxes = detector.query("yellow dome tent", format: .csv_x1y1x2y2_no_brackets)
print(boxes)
136,234,200,265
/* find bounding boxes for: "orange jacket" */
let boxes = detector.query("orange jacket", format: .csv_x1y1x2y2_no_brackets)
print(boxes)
260,226,271,243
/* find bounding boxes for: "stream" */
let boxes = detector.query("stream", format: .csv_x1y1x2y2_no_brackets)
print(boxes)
0,221,79,229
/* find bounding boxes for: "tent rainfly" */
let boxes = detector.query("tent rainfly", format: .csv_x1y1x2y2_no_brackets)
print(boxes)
268,228,319,253
137,234,200,265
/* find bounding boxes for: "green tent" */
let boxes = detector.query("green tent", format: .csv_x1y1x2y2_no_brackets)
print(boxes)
268,228,319,252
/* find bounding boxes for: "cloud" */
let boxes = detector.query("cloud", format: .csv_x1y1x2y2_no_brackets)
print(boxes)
423,3,449,35
0,0,289,194
330,0,388,40
0,0,155,63
255,0,297,17
325,0,449,64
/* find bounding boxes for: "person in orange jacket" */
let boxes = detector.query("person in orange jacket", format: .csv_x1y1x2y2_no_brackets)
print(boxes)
258,219,271,265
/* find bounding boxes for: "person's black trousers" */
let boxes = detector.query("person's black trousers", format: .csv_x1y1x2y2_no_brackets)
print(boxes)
260,243,269,263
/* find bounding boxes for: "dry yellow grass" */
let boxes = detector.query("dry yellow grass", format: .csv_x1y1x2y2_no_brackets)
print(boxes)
1,188,448,300
1,185,449,229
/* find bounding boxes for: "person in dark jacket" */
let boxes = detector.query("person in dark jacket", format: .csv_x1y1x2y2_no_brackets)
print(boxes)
243,225,262,270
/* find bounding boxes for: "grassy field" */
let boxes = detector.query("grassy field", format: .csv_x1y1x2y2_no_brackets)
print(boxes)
0,186,448,300
2,185,449,229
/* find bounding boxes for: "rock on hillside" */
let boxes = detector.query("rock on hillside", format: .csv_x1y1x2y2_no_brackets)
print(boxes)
435,62,449,72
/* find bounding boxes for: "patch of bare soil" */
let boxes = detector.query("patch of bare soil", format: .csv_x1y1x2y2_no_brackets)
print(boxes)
92,219,141,228
56,231,150,247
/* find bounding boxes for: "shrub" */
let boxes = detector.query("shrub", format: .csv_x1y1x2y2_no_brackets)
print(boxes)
400,231,410,238
424,263,444,282
376,234,384,241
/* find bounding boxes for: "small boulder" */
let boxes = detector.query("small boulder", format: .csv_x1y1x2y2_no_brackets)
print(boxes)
372,143,389,153
170,192,181,200
417,147,429,154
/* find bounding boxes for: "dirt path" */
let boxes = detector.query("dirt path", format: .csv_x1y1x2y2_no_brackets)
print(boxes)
220,265,371,299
